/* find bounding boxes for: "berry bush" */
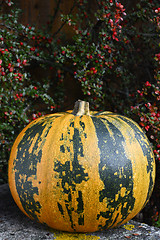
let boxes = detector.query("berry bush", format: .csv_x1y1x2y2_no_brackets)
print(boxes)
0,0,64,182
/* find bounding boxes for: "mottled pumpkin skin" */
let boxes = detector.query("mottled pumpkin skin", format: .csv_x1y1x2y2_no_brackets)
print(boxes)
8,110,155,232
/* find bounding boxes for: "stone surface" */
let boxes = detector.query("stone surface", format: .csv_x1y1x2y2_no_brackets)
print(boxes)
1,184,160,240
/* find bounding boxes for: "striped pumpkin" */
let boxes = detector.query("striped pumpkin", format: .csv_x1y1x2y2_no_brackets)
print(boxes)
8,100,155,232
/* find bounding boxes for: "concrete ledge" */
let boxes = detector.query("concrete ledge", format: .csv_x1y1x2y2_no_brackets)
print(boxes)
1,184,160,240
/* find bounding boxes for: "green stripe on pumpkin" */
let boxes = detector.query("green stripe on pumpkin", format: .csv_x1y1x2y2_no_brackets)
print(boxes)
92,117,135,230
116,115,155,206
13,118,54,220
54,118,89,230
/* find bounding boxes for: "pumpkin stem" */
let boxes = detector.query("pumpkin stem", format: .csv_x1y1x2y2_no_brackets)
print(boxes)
72,100,90,116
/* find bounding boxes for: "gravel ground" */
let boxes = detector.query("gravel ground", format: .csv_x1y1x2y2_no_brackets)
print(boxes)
1,184,160,240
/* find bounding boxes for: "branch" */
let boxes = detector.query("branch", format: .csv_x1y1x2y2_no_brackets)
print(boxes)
0,22,12,30
52,1,76,37
52,0,62,24
30,55,74,74
138,33,159,37
46,0,62,32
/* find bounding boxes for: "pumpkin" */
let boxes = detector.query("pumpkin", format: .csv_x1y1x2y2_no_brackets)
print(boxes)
8,100,155,232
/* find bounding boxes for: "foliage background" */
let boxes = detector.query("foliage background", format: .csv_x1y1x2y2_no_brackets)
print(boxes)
0,0,160,226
